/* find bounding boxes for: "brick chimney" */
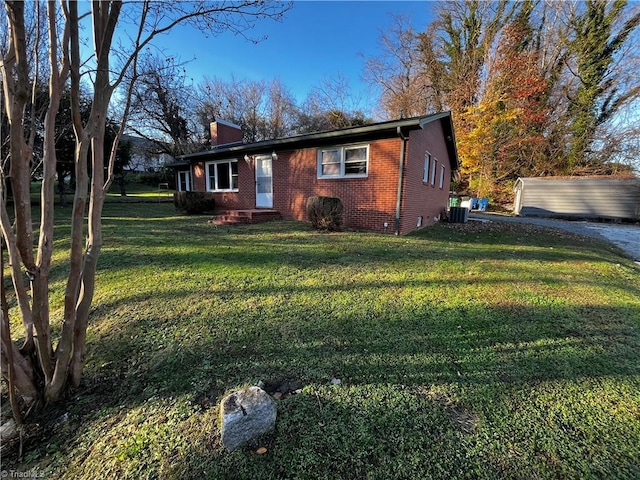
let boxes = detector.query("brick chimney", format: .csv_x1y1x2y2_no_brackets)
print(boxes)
210,119,243,147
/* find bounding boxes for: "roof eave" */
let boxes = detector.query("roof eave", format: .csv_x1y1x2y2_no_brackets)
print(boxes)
175,112,459,166
438,113,460,171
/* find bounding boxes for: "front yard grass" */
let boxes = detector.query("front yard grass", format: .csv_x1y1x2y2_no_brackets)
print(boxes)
4,202,640,479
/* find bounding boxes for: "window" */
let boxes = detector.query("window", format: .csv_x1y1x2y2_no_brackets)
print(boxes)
423,153,431,183
318,144,369,178
430,158,437,186
439,164,446,189
178,170,191,192
205,160,238,191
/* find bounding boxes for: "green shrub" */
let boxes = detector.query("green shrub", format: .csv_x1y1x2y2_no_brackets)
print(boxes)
306,195,344,231
173,192,216,214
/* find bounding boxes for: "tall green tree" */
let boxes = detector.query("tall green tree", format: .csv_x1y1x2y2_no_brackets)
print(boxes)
566,0,640,170
365,2,514,120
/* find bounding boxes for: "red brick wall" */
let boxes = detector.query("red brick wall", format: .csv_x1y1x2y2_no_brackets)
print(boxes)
192,159,254,210
398,121,452,234
273,138,402,233
193,163,206,191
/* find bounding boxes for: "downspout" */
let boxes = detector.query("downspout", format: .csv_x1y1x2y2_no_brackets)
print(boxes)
395,126,408,235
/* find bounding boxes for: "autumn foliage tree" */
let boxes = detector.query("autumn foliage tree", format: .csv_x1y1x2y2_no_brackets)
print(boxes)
366,0,640,204
457,7,551,201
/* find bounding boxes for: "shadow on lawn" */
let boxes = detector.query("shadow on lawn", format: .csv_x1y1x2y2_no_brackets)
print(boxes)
7,216,639,475
78,217,639,407
79,297,639,412
62,299,639,479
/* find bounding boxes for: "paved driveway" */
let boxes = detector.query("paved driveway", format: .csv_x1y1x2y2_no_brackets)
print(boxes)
470,213,640,263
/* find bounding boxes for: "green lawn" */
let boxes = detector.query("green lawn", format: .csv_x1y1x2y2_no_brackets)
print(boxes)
105,178,175,202
5,202,640,479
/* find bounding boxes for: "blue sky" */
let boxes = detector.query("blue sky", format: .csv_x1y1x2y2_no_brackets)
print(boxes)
145,1,436,113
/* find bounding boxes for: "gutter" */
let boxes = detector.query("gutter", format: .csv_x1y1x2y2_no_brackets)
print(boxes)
395,126,408,235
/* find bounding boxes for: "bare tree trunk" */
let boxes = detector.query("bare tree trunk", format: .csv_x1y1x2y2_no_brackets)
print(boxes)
1,210,36,407
1,2,35,351
45,0,84,402
0,257,36,404
47,0,121,398
68,85,113,391
2,0,291,416
34,0,70,401
118,174,126,196
3,2,36,272
67,129,107,390
1,1,41,398
0,204,34,351
57,175,68,207
1,0,70,404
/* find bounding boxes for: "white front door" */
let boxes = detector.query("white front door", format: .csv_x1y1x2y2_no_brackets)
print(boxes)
255,155,273,208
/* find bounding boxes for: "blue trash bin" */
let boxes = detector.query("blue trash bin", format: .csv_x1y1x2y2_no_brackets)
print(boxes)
471,198,479,210
479,198,489,211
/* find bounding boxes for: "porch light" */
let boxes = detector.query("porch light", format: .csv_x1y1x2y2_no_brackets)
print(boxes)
244,154,252,165
271,151,278,161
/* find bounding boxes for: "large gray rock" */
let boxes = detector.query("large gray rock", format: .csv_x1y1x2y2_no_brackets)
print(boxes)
219,386,277,452
0,418,17,442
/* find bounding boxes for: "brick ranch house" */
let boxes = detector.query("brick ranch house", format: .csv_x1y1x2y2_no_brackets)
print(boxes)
170,112,459,235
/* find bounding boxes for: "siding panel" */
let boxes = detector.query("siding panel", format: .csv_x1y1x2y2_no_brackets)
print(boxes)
514,177,640,220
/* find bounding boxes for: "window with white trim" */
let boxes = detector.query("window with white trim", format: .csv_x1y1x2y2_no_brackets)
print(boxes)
205,160,238,191
430,158,437,186
439,164,445,189
423,152,431,183
318,144,369,178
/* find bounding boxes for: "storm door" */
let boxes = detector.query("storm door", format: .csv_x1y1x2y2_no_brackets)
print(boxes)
255,155,273,208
